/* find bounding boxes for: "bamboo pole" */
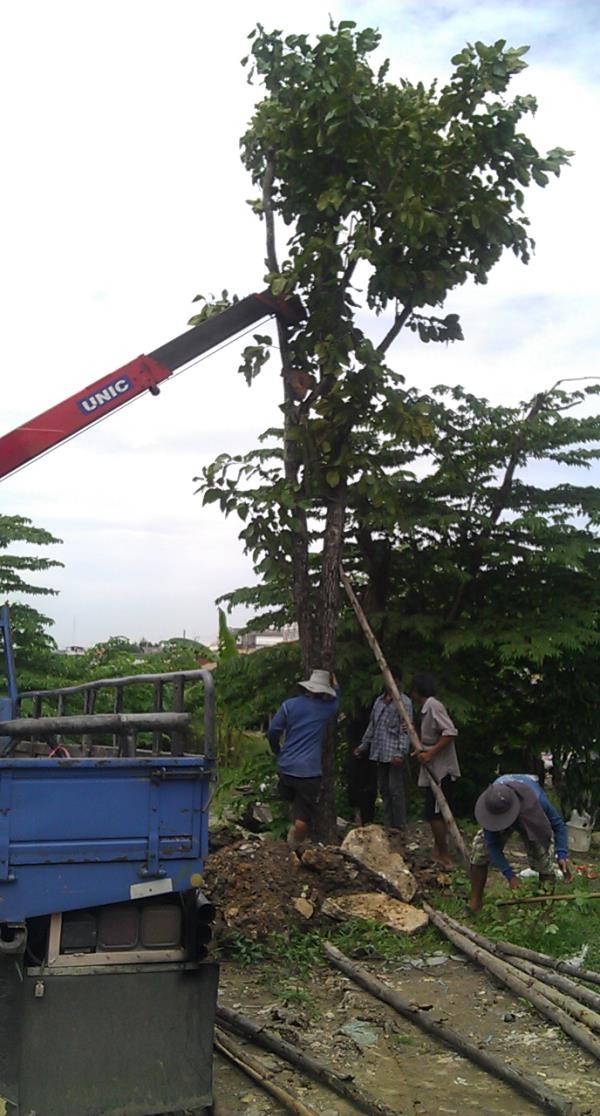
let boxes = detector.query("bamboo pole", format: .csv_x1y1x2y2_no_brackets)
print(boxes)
0,712,189,737
495,941,600,988
324,943,582,1116
215,1029,319,1116
217,1005,401,1116
423,904,600,1061
497,891,600,907
339,564,469,868
435,910,600,1016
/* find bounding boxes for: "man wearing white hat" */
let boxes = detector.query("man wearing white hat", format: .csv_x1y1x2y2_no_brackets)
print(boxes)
468,773,571,912
268,669,340,847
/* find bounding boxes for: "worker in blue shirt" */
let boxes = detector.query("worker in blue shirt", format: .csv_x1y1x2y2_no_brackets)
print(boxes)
268,669,340,847
468,774,572,912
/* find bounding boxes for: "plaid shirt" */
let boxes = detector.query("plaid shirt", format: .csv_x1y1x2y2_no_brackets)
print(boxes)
359,693,412,763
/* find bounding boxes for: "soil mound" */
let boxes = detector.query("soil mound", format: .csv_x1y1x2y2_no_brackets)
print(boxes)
203,829,448,941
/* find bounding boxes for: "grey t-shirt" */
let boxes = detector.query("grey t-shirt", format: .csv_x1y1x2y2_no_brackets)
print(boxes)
417,696,460,786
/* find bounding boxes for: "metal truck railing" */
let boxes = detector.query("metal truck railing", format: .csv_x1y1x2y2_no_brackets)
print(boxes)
3,668,215,758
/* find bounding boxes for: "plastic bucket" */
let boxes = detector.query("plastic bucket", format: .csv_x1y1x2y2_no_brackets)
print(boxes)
567,822,592,854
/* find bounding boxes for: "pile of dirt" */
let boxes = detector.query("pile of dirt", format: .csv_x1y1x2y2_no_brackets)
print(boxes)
203,829,451,941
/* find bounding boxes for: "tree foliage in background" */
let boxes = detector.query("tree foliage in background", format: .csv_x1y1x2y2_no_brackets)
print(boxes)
0,514,63,686
196,21,572,835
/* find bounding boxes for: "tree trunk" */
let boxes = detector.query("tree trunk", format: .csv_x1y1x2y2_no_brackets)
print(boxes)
310,489,347,842
262,157,314,672
319,491,346,669
324,943,582,1116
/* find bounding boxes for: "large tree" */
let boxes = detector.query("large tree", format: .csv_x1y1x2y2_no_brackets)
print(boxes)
197,22,572,833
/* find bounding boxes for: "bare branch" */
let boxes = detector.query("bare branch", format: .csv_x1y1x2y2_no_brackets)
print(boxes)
262,156,279,274
376,305,412,354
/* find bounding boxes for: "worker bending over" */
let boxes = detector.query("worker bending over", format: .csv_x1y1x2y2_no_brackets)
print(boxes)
469,773,572,912
268,669,340,848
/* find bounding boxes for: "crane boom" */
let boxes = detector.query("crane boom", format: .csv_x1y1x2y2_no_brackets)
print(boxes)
0,289,300,481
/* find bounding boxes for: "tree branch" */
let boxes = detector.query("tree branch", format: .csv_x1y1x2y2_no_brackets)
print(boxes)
376,305,412,354
262,156,279,274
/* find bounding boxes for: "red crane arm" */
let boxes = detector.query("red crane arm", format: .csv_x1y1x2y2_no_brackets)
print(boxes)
0,290,301,481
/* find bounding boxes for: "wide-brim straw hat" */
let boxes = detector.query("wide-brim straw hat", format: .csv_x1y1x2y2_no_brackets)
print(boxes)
475,782,524,831
299,669,336,697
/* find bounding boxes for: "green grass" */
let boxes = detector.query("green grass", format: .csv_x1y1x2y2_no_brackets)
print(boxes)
432,867,600,968
218,917,448,972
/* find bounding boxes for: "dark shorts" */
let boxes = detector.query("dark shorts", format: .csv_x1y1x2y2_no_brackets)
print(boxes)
278,773,322,824
424,775,454,822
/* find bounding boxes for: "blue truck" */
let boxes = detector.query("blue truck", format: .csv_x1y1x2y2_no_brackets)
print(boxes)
0,604,219,1115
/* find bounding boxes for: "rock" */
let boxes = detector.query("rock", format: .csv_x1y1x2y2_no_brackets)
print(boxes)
592,831,600,848
322,892,428,934
340,1018,379,1047
341,825,417,901
292,896,315,919
300,845,334,871
240,802,274,832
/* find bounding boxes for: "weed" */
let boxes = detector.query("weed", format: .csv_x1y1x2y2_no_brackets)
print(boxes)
389,1031,415,1047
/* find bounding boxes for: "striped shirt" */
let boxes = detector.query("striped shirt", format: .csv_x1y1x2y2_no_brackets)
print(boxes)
359,693,412,763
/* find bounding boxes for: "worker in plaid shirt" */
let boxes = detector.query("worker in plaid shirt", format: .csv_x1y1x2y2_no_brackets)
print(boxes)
354,674,412,831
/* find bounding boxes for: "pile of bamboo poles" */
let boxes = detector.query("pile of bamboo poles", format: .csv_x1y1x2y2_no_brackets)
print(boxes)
214,1004,403,1116
423,902,600,1064
324,942,583,1116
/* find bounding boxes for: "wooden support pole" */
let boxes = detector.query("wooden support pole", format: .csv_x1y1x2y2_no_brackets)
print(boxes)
339,564,469,868
215,1029,319,1116
423,903,600,1061
324,943,581,1116
217,1004,401,1116
495,941,600,988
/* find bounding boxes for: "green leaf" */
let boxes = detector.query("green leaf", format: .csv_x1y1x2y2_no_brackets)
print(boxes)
326,469,340,487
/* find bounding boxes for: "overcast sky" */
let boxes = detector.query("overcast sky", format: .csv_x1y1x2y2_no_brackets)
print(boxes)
1,0,599,647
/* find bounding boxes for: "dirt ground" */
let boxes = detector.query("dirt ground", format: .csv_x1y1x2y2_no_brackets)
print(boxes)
204,824,600,1114
214,954,600,1115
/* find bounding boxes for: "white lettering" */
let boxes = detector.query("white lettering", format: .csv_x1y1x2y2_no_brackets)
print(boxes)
78,376,132,416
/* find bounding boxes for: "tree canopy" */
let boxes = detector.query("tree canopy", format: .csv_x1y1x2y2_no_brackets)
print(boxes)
199,21,571,666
